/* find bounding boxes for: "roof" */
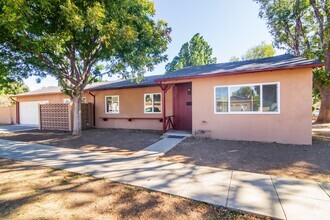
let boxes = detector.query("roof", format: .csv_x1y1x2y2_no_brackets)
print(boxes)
14,75,161,97
85,74,161,91
14,54,322,97
14,86,62,97
156,54,323,82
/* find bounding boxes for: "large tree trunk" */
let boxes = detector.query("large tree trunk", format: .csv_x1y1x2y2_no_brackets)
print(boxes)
316,43,330,122
316,86,330,123
72,94,82,135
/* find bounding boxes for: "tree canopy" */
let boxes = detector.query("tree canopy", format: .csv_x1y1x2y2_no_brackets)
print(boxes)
0,61,28,95
230,42,276,61
255,0,330,122
0,0,171,134
165,33,217,73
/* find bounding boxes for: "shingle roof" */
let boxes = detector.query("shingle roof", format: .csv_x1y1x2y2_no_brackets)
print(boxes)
85,74,161,91
14,54,322,96
156,54,322,82
14,75,161,96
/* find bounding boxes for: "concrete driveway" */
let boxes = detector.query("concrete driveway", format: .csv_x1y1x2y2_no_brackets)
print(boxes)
0,125,38,133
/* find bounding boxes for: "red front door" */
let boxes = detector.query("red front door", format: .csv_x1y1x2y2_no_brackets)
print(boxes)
173,83,192,130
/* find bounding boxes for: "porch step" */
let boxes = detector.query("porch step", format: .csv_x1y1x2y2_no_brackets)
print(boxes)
162,130,193,138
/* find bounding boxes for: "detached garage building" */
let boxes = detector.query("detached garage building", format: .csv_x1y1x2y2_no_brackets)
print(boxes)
12,54,323,144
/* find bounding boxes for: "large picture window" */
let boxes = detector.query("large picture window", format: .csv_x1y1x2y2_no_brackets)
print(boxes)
215,83,279,114
144,93,161,113
105,96,119,114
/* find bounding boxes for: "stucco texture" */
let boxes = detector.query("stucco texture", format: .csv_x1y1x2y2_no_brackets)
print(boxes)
16,93,69,103
0,106,16,124
90,86,173,130
190,68,312,145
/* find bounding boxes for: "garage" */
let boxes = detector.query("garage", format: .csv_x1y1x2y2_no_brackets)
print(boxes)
19,101,48,125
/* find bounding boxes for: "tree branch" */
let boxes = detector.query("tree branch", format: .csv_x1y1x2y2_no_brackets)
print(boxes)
310,0,324,46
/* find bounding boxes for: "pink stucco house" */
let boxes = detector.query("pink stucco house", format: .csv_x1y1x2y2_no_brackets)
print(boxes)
12,54,323,145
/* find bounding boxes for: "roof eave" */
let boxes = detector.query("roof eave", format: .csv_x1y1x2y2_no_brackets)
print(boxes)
85,84,159,92
12,92,62,97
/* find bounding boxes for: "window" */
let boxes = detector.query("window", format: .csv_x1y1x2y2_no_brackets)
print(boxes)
214,83,279,114
230,85,260,112
105,96,119,114
144,93,161,113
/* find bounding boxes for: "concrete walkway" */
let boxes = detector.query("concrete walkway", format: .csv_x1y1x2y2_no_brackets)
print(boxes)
0,125,38,133
0,139,329,220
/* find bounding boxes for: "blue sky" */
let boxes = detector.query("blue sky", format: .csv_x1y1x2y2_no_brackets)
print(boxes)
24,0,279,91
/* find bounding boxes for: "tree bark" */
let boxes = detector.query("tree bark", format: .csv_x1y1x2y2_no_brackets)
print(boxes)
316,85,330,123
72,94,82,135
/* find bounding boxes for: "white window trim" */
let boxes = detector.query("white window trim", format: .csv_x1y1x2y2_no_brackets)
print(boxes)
214,82,280,115
105,95,120,114
144,93,162,114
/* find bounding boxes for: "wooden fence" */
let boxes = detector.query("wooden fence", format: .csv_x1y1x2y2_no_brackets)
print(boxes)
39,103,93,131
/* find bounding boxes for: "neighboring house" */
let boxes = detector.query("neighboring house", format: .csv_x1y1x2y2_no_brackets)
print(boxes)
12,54,322,145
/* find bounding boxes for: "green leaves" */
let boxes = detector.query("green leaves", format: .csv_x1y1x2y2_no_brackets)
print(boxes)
0,0,171,88
165,33,217,73
241,42,276,61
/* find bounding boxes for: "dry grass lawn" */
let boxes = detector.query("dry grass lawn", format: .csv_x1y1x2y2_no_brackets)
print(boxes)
0,158,264,220
161,123,330,183
0,129,162,156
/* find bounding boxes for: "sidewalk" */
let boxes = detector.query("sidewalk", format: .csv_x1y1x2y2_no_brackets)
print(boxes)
0,138,329,220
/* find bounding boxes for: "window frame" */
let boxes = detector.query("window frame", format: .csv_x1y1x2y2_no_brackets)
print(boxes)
105,95,120,114
214,82,280,115
144,93,162,114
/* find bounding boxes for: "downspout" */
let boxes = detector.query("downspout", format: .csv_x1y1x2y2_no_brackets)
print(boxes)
88,91,96,127
10,97,19,124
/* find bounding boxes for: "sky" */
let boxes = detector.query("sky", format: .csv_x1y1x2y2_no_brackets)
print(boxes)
24,0,279,91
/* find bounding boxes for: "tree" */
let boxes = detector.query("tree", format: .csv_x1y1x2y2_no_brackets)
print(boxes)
0,61,28,95
229,56,241,62
241,42,276,60
255,0,330,122
165,33,217,73
0,0,171,135
0,80,29,95
229,42,276,62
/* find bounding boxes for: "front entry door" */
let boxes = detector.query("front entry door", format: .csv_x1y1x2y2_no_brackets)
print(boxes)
173,83,192,130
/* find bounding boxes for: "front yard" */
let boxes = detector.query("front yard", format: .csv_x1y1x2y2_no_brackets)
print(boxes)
160,123,330,183
0,129,162,156
0,158,262,220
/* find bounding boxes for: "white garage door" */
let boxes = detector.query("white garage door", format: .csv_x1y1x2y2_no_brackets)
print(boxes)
20,101,48,125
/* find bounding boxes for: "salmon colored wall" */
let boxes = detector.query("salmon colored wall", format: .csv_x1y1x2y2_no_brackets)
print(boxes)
16,93,69,103
191,68,312,145
15,86,172,131
0,106,16,124
89,86,173,130
15,93,94,103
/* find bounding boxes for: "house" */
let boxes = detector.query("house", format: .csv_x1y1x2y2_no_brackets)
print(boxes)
12,54,323,145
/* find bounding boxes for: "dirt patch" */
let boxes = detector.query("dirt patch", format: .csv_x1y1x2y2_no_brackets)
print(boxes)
0,129,162,156
160,124,330,183
0,158,263,220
